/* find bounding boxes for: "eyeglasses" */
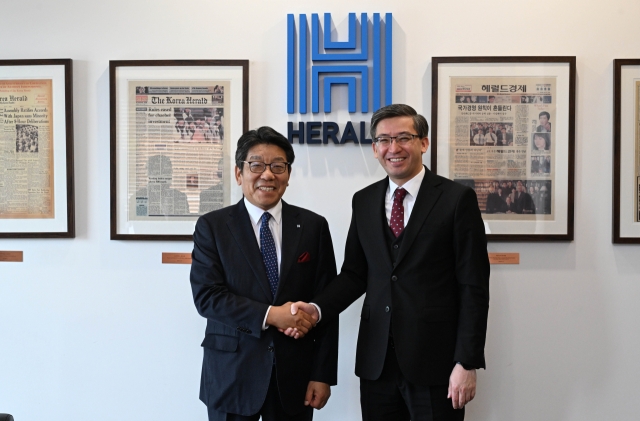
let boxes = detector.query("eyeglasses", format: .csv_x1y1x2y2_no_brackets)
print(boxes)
242,161,290,174
374,134,420,146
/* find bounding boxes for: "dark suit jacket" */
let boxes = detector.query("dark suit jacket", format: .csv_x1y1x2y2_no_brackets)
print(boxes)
314,167,489,386
190,199,338,416
514,191,536,214
485,192,506,214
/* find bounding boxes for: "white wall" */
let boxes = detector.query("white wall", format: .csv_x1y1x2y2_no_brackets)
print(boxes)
1,1,640,420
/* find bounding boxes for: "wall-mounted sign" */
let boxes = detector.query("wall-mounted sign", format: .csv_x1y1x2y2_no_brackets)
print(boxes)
286,13,393,145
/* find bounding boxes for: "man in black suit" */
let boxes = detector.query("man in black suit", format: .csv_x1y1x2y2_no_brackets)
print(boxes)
289,105,490,420
190,127,339,421
485,184,506,214
514,180,536,214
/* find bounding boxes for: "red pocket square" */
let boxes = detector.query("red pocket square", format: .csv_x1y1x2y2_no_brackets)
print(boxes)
297,251,311,263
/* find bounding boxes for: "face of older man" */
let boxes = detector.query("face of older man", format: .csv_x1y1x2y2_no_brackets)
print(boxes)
235,144,290,210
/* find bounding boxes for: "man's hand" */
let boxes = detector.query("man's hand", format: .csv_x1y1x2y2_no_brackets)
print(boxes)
447,364,476,409
266,302,314,338
280,302,319,339
305,381,331,409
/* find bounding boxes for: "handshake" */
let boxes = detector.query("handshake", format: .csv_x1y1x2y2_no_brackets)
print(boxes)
266,302,319,339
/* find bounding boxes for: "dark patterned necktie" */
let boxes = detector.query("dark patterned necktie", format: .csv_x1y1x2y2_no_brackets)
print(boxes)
390,188,408,237
260,212,279,297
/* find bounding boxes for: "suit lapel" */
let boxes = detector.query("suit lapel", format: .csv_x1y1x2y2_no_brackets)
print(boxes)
276,201,301,301
395,168,442,267
226,199,273,302
366,179,394,271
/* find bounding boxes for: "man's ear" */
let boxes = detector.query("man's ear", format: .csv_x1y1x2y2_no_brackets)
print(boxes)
235,165,243,186
421,137,430,153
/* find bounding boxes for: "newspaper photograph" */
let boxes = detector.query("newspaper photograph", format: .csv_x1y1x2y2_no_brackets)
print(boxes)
0,79,54,219
635,81,640,222
450,77,556,220
128,81,230,221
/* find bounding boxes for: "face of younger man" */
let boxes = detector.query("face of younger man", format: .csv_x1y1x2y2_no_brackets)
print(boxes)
372,116,429,186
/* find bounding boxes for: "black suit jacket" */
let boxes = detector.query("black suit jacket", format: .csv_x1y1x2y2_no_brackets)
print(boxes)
190,199,338,416
314,167,489,386
514,191,536,214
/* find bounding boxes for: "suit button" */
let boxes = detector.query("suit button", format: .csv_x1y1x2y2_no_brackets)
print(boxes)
267,346,274,352
393,244,399,249
391,275,398,282
385,306,390,313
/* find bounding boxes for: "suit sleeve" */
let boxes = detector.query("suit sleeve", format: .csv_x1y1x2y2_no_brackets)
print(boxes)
309,218,339,385
190,216,269,338
314,196,369,323
452,187,490,369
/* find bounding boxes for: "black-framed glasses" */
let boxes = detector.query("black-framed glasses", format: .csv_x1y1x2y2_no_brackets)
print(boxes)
242,161,290,174
374,134,420,146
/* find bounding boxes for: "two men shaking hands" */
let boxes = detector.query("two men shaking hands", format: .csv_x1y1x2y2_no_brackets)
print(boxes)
191,104,490,421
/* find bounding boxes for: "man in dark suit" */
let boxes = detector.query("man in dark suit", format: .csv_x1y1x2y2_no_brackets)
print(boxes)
289,105,490,420
513,180,536,214
190,127,339,421
485,184,506,214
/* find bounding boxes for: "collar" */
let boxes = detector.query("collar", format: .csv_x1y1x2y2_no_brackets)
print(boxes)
388,166,425,198
243,198,283,226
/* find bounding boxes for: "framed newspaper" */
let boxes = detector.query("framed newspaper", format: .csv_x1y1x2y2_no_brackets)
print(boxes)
431,56,576,241
613,59,640,243
0,59,75,238
110,60,248,241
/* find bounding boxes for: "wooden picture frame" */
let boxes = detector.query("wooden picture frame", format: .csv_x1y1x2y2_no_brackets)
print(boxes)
613,59,640,243
110,60,249,241
431,56,576,241
0,59,75,238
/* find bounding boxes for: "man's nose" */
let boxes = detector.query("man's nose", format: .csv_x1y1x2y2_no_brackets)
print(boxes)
260,167,276,179
388,139,402,152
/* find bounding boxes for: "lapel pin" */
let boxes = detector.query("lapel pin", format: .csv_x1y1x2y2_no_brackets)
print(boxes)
297,224,300,228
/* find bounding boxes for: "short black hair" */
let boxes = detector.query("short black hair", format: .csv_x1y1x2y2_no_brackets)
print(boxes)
539,111,550,120
235,126,294,172
533,132,551,150
370,104,429,139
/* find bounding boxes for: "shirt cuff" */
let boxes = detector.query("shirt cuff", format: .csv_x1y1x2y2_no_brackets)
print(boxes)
262,306,271,330
456,362,476,370
310,303,322,323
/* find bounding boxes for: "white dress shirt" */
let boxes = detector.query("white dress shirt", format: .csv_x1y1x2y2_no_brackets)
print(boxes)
244,198,283,270
385,166,426,227
243,198,283,330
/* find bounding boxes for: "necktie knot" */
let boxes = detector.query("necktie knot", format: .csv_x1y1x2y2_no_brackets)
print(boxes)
394,187,407,202
261,212,272,225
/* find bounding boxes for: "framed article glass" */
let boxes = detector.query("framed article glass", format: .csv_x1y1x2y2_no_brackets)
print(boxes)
110,60,249,241
613,59,640,243
0,59,75,238
431,56,576,241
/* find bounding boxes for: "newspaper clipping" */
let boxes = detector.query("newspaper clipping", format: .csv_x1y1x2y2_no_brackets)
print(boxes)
128,81,230,221
0,79,54,219
636,81,640,222
450,77,555,220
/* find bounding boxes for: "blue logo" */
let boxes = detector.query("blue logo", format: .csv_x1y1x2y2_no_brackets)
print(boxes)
287,13,393,114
